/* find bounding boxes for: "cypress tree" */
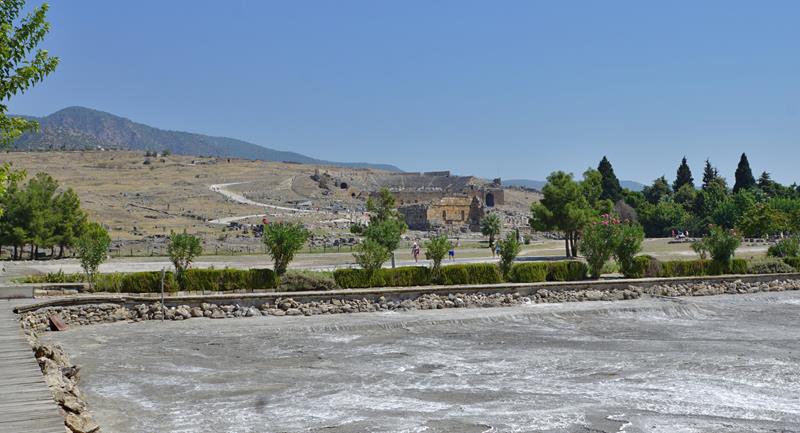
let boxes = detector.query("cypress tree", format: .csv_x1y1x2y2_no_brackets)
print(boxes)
733,153,755,193
702,159,719,190
597,156,622,201
673,157,694,192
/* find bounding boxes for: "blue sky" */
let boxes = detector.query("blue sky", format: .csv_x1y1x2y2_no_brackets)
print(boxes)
12,1,800,184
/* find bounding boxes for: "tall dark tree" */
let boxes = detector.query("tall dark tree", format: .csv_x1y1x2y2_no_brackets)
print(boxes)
673,157,694,192
597,156,622,202
702,159,720,190
757,171,771,189
733,153,756,193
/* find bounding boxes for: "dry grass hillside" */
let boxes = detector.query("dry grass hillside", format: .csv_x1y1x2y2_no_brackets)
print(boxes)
2,151,369,238
1,151,541,255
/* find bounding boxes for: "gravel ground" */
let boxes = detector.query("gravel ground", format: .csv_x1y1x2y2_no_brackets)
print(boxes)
45,292,800,433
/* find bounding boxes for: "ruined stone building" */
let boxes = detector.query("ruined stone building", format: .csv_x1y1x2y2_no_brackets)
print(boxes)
374,171,504,207
399,196,484,231
360,171,502,232
311,170,504,232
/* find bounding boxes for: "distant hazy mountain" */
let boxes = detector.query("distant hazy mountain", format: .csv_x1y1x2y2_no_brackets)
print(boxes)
505,178,645,192
12,106,402,172
620,180,646,191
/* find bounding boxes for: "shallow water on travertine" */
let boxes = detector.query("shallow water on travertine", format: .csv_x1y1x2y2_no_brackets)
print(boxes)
46,292,800,433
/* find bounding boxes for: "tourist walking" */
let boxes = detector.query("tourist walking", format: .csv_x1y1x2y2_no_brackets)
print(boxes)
448,244,456,261
412,242,420,263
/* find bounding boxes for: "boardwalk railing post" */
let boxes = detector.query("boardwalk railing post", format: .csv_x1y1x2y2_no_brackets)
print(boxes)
160,268,166,322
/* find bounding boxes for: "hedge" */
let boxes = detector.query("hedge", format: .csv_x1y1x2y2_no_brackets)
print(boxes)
279,271,340,292
508,261,588,283
92,269,277,293
747,258,795,274
333,267,431,289
624,256,662,278
508,263,548,283
783,257,800,271
333,263,505,289
438,263,502,285
546,261,588,282
658,259,748,278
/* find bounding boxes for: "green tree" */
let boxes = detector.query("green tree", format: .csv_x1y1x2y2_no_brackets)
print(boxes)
580,215,620,279
767,236,800,258
621,189,646,211
638,200,689,237
643,176,672,205
362,187,407,268
597,156,622,201
754,171,796,199
0,171,90,259
709,199,737,230
701,159,720,190
0,177,31,259
354,238,391,273
496,231,521,279
702,226,741,266
262,222,309,276
694,178,728,212
737,203,788,238
0,176,26,258
674,183,697,211
614,222,645,277
480,213,501,254
529,171,593,257
673,156,694,192
0,1,59,200
76,222,110,291
424,235,450,278
581,168,613,213
53,188,86,257
167,231,202,285
25,172,58,258
733,153,756,193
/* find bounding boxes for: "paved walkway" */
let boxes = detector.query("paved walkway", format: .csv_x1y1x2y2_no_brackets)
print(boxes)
0,300,64,433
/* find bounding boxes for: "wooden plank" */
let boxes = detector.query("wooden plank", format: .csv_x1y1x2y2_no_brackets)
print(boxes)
48,314,69,331
0,375,46,384
0,419,66,433
0,304,65,432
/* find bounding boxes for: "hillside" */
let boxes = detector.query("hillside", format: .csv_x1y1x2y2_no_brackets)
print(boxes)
0,151,540,257
12,106,402,172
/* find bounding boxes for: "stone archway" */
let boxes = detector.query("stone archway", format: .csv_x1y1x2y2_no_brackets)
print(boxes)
486,192,495,207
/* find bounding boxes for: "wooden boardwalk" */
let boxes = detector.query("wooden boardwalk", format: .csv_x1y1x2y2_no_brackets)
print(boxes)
0,300,65,433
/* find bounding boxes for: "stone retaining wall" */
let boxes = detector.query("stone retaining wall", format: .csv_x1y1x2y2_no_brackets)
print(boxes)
26,334,99,433
15,276,800,433
18,278,800,333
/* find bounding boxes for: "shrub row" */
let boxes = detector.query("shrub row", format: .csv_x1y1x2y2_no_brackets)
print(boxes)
334,261,586,288
22,256,800,293
92,268,277,293
746,258,796,274
278,271,340,292
439,263,503,285
507,261,588,283
333,263,505,289
656,258,748,278
783,257,800,271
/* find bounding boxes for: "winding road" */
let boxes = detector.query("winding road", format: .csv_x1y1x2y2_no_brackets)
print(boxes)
206,182,312,224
